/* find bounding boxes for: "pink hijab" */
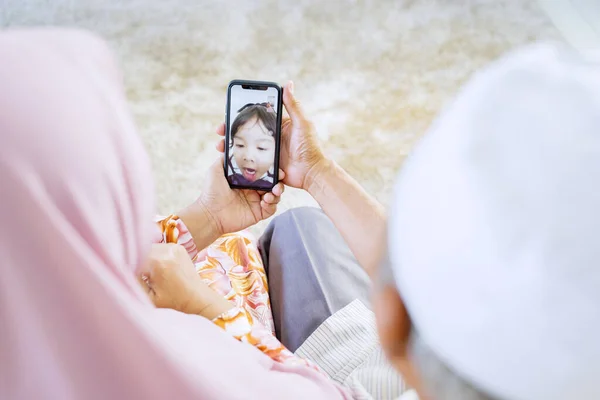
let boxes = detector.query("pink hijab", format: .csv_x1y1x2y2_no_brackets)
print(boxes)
0,29,349,400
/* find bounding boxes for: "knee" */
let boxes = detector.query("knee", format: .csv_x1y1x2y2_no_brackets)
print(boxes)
265,207,326,245
273,207,325,228
280,206,323,219
263,208,325,274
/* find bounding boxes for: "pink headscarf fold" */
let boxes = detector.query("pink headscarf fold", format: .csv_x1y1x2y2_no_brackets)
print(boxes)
0,29,349,400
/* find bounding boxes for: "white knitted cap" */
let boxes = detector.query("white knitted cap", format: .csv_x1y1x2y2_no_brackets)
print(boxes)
389,43,600,400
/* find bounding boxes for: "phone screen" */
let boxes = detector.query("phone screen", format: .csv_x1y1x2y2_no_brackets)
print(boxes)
225,82,281,190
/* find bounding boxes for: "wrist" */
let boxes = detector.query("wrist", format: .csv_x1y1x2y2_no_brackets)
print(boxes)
304,157,335,195
199,298,236,320
177,200,222,249
184,287,234,320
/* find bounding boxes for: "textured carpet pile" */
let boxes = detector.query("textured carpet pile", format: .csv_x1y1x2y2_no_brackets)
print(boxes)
2,0,561,233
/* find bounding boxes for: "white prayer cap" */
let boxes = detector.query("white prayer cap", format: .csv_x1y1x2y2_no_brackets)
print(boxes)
388,43,600,400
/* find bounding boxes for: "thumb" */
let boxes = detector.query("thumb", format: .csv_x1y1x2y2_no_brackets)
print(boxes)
212,153,226,174
282,80,305,125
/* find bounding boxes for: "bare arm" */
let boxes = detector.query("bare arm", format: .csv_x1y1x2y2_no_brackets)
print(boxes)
210,81,386,278
177,156,285,251
278,81,386,279
177,202,221,251
305,159,386,279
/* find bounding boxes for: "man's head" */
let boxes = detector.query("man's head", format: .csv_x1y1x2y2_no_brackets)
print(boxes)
374,44,600,400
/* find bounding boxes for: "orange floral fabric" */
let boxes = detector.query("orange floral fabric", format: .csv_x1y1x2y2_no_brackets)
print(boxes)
195,232,275,333
155,215,320,372
213,307,319,368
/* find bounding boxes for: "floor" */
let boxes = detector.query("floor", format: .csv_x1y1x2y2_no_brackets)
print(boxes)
1,0,563,234
538,0,600,53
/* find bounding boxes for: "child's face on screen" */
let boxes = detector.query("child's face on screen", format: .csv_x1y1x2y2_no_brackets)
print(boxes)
232,117,275,182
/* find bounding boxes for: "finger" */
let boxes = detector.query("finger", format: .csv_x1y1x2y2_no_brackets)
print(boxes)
271,182,285,197
138,273,156,301
260,199,278,216
138,273,150,292
215,139,225,153
242,189,261,202
210,153,227,176
214,153,225,167
278,169,286,181
263,193,275,204
216,123,225,136
282,80,305,125
262,192,280,205
137,243,162,277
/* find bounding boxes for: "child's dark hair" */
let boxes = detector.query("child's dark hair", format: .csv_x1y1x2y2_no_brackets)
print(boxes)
230,103,277,143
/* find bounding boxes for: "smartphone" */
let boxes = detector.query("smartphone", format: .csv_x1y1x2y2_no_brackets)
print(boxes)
224,80,283,190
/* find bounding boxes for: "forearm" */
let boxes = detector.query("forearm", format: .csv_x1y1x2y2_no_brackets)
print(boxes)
155,211,233,319
188,293,234,320
306,159,386,279
177,202,221,251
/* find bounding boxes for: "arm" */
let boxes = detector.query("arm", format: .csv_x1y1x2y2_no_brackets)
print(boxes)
151,152,286,319
177,202,221,251
140,241,234,320
278,81,386,279
148,219,336,382
211,82,385,278
305,159,386,279
176,155,286,251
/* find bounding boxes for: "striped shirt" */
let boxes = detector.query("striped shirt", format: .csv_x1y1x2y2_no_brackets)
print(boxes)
296,300,419,400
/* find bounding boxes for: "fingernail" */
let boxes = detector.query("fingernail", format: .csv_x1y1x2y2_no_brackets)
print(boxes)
289,81,294,94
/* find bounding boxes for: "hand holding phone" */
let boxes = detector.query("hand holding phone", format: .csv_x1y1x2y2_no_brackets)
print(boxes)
224,80,282,190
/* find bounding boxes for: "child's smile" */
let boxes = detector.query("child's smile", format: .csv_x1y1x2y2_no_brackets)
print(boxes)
241,166,257,181
232,117,275,182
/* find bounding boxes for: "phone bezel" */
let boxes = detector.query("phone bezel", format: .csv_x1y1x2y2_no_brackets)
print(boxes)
224,79,283,191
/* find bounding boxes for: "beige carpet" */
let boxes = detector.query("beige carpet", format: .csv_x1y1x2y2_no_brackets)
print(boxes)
2,0,562,233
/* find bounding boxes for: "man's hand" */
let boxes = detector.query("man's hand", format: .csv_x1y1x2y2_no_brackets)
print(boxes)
279,81,329,190
219,80,386,279
215,81,329,191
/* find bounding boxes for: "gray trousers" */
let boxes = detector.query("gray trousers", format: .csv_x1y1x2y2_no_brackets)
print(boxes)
259,207,372,352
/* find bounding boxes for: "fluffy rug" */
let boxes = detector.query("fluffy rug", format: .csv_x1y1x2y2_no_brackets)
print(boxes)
2,0,562,233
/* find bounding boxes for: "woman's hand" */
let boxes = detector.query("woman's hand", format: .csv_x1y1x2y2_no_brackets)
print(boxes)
178,157,285,247
200,157,285,235
138,243,234,320
215,81,328,191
